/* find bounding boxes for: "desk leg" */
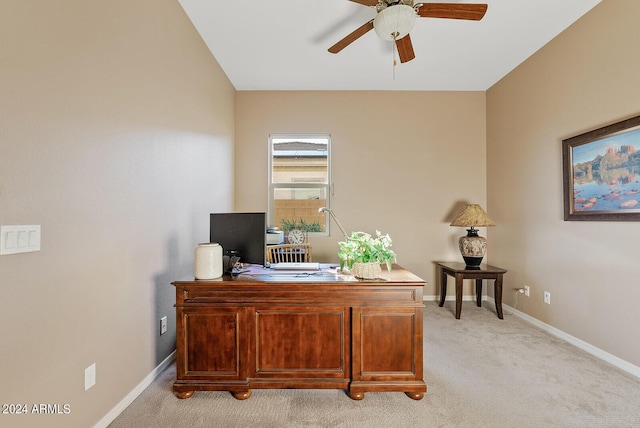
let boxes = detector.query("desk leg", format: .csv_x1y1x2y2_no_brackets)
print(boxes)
475,279,482,307
438,269,447,307
455,274,463,319
494,275,504,319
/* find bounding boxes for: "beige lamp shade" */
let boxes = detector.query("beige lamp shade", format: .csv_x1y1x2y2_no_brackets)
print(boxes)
450,204,495,266
450,204,496,227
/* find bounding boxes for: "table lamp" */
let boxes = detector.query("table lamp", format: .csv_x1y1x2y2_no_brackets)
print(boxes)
449,204,495,266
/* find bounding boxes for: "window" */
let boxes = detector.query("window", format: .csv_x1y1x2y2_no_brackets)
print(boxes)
268,134,331,236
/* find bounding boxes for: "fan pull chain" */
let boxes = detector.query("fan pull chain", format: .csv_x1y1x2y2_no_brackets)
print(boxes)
392,33,398,80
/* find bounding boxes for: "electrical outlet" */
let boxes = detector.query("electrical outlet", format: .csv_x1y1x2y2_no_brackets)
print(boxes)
160,316,168,335
85,363,96,391
524,285,530,297
544,291,551,304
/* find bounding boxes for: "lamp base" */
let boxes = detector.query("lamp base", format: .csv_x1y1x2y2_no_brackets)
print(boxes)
458,228,487,267
462,256,484,267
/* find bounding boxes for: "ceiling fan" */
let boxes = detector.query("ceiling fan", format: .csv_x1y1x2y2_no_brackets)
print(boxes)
328,1,488,63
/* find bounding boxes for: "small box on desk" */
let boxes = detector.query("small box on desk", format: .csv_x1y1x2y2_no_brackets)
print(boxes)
266,231,284,245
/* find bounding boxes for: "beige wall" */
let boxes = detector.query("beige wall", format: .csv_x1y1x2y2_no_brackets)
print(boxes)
0,1,235,427
487,0,640,367
235,91,487,295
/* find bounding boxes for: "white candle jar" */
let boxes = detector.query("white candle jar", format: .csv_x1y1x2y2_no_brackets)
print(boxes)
194,243,223,279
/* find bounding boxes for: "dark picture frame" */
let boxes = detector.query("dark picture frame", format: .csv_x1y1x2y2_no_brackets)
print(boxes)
563,114,640,221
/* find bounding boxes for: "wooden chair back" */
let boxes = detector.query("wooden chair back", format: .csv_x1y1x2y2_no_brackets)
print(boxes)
266,244,312,263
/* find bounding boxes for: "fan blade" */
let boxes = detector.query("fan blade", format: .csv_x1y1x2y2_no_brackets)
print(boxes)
417,3,488,20
396,34,415,63
349,0,378,6
328,20,374,54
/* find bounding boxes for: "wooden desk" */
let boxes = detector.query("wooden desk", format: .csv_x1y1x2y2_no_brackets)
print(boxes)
436,262,507,320
172,264,426,401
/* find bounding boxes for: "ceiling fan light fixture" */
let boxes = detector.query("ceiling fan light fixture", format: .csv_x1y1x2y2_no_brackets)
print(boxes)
373,4,416,41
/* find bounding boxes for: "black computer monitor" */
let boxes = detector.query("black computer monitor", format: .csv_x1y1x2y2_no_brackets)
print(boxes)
209,212,266,266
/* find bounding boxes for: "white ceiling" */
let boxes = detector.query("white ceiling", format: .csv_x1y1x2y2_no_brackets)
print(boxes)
177,0,601,91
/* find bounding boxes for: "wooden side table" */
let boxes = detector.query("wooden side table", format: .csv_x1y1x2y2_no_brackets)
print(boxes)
436,262,507,319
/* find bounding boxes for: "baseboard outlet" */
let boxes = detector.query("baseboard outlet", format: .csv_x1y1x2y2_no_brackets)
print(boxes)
490,298,640,380
93,351,176,428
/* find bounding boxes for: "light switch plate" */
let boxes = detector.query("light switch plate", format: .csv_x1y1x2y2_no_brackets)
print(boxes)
1,225,41,255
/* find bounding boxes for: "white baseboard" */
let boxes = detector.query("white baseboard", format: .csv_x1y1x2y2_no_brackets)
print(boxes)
93,351,176,428
487,298,640,380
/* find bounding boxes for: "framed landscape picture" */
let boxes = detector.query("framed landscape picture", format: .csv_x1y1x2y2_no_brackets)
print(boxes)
563,114,640,221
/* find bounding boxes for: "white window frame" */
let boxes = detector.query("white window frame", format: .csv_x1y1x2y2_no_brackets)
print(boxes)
268,133,331,237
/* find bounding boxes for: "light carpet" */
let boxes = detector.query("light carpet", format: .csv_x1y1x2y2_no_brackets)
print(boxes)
108,302,640,427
